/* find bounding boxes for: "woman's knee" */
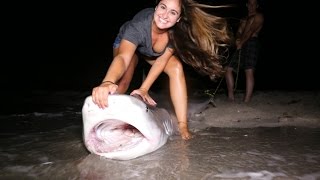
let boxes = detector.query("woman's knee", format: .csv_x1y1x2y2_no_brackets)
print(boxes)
164,56,184,76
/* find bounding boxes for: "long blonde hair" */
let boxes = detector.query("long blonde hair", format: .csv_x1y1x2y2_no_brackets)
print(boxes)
167,0,233,80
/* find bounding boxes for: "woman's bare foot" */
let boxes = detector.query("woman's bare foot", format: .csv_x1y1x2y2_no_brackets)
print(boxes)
179,123,192,140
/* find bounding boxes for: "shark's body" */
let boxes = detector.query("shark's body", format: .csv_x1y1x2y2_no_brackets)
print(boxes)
82,94,178,160
82,93,213,160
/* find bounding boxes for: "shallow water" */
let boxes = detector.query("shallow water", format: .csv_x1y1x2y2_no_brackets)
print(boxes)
0,91,319,180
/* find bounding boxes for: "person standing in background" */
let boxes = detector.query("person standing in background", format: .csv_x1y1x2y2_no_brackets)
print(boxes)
225,0,264,103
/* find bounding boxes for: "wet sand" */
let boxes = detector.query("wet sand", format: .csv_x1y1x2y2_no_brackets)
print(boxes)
198,90,320,129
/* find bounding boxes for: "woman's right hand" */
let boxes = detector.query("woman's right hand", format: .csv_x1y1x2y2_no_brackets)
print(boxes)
92,82,118,109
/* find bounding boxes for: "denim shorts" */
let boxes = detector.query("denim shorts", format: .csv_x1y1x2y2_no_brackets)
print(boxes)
113,36,121,49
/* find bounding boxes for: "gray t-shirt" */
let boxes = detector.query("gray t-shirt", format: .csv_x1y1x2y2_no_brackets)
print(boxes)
117,8,168,58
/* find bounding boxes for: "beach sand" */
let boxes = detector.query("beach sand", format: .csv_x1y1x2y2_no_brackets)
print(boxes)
194,90,320,129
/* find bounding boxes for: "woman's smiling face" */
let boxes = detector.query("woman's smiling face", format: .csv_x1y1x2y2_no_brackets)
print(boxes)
154,0,181,30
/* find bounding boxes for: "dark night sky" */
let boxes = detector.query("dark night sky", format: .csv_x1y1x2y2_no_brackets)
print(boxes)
2,1,318,93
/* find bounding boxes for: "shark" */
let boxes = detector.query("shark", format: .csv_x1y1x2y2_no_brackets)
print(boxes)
82,93,213,160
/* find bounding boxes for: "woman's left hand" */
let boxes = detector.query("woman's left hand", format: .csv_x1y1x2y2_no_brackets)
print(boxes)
130,88,157,106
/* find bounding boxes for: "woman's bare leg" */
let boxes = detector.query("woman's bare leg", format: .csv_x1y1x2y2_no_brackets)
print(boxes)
163,56,191,140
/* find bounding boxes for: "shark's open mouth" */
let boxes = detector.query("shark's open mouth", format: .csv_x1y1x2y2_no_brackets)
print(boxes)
86,119,145,153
